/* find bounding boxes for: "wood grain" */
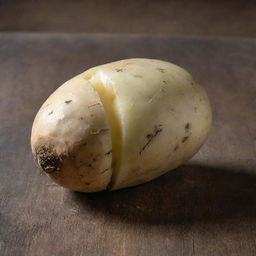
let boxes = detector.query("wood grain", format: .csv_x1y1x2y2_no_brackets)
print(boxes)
1,0,256,38
0,33,255,256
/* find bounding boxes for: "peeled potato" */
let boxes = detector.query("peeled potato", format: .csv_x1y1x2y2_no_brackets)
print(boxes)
31,58,212,192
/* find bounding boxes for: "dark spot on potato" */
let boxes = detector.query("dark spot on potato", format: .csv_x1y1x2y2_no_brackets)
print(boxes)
93,158,96,162
185,122,190,131
85,163,92,168
194,106,198,111
105,150,112,156
79,174,84,178
174,144,179,152
101,168,109,174
200,98,203,102
85,182,91,186
65,100,72,104
116,68,124,72
79,117,85,120
163,80,167,84
157,67,166,73
35,146,61,174
190,82,194,86
48,110,53,115
182,136,189,143
146,134,153,139
140,125,163,155
170,108,175,112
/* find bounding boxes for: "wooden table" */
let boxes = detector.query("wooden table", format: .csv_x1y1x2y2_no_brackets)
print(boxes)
0,33,255,256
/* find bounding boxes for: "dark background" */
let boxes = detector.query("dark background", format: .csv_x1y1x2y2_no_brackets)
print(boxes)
1,0,256,37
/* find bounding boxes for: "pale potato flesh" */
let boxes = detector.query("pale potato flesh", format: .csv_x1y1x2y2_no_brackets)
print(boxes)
83,59,212,190
31,59,212,191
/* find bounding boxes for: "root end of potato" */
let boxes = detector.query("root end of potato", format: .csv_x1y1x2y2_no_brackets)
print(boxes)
35,146,61,174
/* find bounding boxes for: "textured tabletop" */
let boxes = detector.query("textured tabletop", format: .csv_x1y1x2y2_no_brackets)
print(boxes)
0,33,256,256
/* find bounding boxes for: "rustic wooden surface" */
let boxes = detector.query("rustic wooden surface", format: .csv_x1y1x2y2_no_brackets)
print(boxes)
0,33,255,256
1,0,256,38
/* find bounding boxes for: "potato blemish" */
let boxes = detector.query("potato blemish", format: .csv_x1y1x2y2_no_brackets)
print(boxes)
35,146,61,174
139,125,163,155
185,122,190,131
182,136,189,143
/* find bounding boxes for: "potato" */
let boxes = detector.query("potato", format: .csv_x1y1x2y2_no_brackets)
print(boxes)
31,58,212,192
31,76,112,192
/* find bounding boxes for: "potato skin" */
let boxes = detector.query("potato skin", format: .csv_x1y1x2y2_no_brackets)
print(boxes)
31,59,212,192
31,76,112,192
84,59,212,190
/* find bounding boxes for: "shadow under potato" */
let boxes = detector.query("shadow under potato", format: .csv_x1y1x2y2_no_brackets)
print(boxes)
72,164,256,225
